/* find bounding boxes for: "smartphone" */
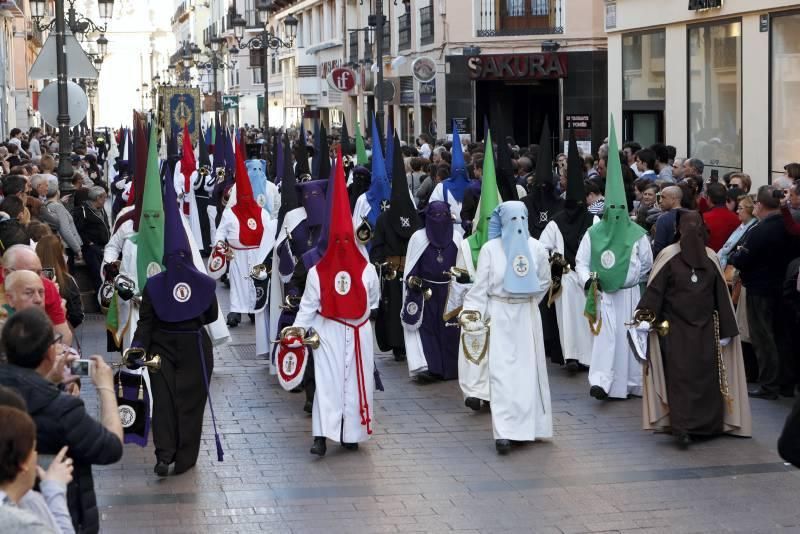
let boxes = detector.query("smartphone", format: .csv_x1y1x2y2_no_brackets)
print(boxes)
41,267,55,281
710,169,719,183
69,359,93,377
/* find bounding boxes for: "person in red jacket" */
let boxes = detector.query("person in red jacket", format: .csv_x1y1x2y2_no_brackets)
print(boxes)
703,182,740,251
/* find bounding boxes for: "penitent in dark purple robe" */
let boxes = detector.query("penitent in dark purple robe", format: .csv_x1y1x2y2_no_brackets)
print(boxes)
406,242,460,379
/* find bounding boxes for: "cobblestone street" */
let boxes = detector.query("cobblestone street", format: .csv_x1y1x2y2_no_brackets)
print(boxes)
75,290,800,534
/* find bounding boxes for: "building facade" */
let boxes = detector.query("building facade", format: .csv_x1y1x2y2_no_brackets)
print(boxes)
262,0,608,153
607,0,800,185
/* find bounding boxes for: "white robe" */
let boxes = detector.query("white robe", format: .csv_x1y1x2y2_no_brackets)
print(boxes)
538,218,598,366
402,228,462,377
214,208,276,314
575,233,653,398
462,238,553,441
292,265,380,443
174,161,204,251
456,238,490,401
429,182,466,238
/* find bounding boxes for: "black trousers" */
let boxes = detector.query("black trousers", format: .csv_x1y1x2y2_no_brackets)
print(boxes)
82,243,104,293
747,293,794,391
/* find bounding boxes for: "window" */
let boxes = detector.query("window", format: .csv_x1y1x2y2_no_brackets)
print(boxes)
771,12,800,178
398,14,411,51
253,66,262,85
688,20,742,173
420,2,434,45
622,31,665,101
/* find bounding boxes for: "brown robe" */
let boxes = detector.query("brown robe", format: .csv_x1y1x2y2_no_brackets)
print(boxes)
638,244,751,436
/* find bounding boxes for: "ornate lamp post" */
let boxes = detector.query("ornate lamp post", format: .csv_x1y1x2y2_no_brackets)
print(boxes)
30,0,115,192
231,1,297,134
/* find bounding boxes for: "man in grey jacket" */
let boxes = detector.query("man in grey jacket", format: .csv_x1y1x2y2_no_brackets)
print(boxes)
41,180,82,261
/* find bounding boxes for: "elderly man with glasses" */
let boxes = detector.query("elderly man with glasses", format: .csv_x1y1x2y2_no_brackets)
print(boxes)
1,244,72,346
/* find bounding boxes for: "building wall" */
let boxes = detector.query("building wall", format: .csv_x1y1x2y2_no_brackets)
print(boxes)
607,0,800,186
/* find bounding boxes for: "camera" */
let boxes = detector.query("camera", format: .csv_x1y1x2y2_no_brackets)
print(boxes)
69,359,93,378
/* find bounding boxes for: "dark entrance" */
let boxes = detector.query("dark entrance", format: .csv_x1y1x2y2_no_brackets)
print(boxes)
475,79,559,148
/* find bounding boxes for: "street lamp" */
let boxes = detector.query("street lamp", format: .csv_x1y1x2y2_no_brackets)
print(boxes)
354,0,409,134
30,0,115,192
230,3,297,133
184,38,238,117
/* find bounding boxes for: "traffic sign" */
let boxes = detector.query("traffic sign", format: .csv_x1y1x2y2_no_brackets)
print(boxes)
29,29,98,80
38,81,89,128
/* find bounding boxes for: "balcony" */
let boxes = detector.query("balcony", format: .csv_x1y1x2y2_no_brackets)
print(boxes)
171,0,189,26
419,3,434,46
477,0,564,37
398,14,411,51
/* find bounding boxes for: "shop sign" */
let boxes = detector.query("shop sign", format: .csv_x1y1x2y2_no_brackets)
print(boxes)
327,67,356,92
688,0,722,11
222,95,239,110
467,53,567,81
412,57,436,83
320,59,343,80
449,117,469,134
420,80,435,105
564,114,591,130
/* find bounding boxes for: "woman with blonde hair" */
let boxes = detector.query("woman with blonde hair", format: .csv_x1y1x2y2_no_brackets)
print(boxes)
35,235,83,328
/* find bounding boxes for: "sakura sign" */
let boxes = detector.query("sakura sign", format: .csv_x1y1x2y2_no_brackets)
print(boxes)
327,67,356,92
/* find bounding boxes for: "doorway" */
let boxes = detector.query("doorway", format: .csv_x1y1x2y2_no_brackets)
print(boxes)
622,110,663,147
475,79,559,148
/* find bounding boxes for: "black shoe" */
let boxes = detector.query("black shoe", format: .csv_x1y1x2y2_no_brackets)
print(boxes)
465,397,482,411
590,385,608,400
248,313,255,324
748,387,778,400
482,400,491,409
310,437,326,456
341,442,359,451
303,399,313,414
675,432,691,450
154,461,169,477
780,385,796,398
393,348,407,362
565,359,580,374
495,439,511,455
226,312,241,327
414,371,437,385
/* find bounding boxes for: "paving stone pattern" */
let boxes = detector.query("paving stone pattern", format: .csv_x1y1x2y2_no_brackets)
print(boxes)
74,288,800,533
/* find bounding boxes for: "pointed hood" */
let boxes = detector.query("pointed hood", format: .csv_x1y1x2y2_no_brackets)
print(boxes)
270,133,280,183
223,128,235,177
466,130,501,266
179,123,196,203
315,145,368,320
275,135,284,185
146,163,216,322
294,128,311,178
385,123,394,181
317,123,331,181
302,143,336,269
213,119,226,170
204,126,213,154
198,126,211,168
387,132,420,240
136,123,165,289
425,201,454,249
495,127,519,201
525,118,563,237
231,131,265,246
488,201,540,295
365,117,391,226
340,117,352,156
551,128,595,266
167,128,178,160
278,134,299,226
586,115,646,292
312,120,321,178
130,118,148,229
355,119,369,166
442,120,470,203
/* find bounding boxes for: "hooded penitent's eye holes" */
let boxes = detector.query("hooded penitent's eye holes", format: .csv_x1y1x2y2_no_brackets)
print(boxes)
511,216,518,221
517,229,522,234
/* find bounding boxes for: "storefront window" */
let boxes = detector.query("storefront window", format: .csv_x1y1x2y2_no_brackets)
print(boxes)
688,20,742,173
622,31,665,101
771,12,800,178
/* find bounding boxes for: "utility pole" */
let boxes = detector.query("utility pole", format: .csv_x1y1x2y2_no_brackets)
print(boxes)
373,0,385,135
55,0,73,191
